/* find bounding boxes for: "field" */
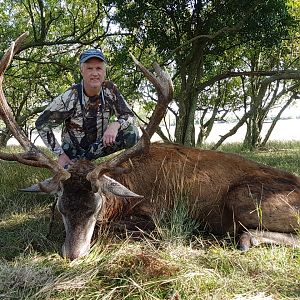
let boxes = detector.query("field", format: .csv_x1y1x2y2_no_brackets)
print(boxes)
0,142,300,300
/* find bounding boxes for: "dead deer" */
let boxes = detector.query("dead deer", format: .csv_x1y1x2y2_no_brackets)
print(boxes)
1,33,300,260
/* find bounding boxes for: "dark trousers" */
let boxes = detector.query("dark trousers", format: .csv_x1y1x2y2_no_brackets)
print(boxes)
62,124,139,161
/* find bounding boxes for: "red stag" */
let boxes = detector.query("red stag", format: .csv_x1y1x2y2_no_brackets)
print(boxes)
0,34,300,260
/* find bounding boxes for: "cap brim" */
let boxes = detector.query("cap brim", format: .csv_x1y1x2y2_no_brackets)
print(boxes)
80,55,106,63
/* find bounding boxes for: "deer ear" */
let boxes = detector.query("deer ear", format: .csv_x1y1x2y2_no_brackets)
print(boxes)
100,175,143,198
20,171,70,194
19,177,60,194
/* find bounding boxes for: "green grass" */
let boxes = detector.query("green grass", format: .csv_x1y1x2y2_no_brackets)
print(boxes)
0,142,300,299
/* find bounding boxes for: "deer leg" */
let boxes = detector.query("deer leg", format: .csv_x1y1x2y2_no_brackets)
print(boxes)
238,229,300,251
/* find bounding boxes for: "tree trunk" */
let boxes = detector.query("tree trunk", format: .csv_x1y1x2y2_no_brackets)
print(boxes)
0,129,12,147
174,43,204,147
260,94,297,147
175,89,198,147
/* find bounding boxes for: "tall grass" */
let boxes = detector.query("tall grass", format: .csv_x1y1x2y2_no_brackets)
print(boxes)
154,198,199,243
0,142,300,299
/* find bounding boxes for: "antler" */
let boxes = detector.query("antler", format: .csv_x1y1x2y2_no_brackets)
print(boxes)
0,33,69,177
87,55,173,183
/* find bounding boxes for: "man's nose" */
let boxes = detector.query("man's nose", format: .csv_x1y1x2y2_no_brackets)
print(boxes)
91,69,98,75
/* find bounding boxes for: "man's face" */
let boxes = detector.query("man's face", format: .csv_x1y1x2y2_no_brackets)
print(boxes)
80,58,106,93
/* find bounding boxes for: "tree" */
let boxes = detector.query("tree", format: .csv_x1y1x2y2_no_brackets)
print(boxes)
203,46,300,150
1,1,298,149
105,0,297,147
0,0,119,146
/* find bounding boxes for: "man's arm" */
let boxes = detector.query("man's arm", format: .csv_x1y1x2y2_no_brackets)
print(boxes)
102,82,135,146
36,89,76,158
107,81,135,129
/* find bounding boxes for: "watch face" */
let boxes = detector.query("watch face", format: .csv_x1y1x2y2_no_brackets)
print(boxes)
54,148,64,156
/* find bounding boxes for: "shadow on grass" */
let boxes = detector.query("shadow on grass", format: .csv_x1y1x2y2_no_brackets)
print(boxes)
0,161,65,260
0,212,65,260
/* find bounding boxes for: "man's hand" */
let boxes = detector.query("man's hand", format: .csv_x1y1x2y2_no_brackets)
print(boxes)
102,122,121,147
57,152,73,168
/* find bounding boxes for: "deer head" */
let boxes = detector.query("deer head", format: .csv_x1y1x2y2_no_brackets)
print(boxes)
0,33,173,260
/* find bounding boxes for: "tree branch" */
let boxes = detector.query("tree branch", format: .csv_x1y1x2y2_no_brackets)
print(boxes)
172,0,264,54
197,70,300,93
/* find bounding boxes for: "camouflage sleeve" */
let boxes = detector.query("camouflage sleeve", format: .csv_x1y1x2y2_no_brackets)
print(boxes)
106,82,135,130
35,89,76,155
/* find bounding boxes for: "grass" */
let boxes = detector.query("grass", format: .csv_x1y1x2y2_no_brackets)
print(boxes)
0,142,300,299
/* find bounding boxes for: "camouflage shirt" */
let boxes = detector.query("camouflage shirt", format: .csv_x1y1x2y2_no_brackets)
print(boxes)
36,80,135,156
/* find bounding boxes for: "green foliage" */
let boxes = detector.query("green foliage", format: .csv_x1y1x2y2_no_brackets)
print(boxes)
1,0,299,150
105,0,296,63
0,0,115,145
104,0,298,147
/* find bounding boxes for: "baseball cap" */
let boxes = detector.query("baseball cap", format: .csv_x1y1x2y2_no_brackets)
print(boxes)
79,49,106,64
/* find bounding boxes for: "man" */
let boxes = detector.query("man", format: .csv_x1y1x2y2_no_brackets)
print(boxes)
36,49,139,168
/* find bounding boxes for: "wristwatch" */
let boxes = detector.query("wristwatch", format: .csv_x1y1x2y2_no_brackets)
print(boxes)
117,118,126,127
53,148,64,156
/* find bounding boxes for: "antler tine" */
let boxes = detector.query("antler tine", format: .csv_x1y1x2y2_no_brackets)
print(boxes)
0,32,29,76
0,32,38,152
0,33,68,176
87,56,173,183
130,54,173,103
130,54,173,138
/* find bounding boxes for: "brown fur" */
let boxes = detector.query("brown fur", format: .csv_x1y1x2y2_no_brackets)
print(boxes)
102,142,300,236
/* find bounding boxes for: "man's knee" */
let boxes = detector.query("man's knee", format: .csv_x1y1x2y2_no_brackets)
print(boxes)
121,125,139,148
